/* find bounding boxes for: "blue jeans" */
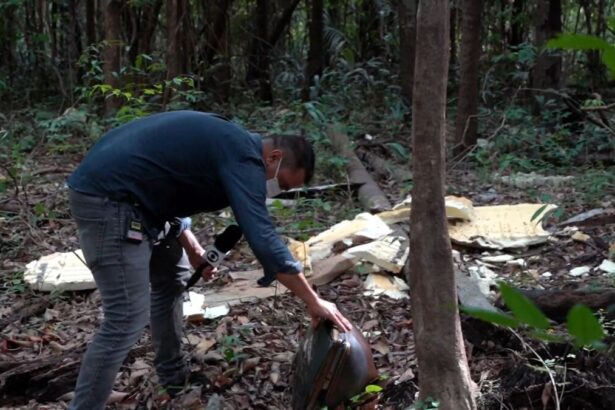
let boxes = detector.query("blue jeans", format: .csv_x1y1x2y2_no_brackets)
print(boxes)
68,189,190,410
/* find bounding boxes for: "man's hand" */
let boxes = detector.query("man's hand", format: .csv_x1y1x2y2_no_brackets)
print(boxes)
275,272,352,332
179,229,217,281
306,297,352,332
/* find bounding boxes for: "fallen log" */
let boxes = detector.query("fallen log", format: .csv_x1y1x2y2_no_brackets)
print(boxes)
505,288,615,323
0,344,86,402
327,125,392,213
357,148,412,184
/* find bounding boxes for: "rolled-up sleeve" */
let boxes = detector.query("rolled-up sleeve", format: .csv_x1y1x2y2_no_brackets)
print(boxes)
220,156,302,285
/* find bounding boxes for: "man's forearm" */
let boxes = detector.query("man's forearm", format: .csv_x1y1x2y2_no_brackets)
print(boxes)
275,272,319,308
178,229,205,268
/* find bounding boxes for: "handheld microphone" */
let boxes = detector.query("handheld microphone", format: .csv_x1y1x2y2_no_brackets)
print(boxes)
185,224,242,290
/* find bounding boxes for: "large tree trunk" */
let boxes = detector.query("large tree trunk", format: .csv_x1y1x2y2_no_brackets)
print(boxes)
103,0,122,114
302,0,324,101
530,0,561,90
454,0,482,156
409,0,476,408
398,0,418,104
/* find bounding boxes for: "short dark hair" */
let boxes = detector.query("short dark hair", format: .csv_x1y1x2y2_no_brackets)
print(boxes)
267,134,315,184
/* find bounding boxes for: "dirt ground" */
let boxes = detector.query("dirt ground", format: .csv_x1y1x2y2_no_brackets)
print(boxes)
1,147,615,409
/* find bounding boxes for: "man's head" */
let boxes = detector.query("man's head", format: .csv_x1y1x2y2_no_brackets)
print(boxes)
261,134,315,192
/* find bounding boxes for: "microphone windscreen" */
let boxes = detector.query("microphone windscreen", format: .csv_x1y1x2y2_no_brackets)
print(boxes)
213,224,242,253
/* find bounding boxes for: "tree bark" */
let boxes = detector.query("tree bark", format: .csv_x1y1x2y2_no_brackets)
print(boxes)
103,0,123,113
449,0,457,67
409,0,476,408
138,0,162,56
302,0,324,101
509,0,525,47
398,0,418,105
202,0,233,103
67,0,82,97
454,0,483,155
530,0,561,90
85,0,97,46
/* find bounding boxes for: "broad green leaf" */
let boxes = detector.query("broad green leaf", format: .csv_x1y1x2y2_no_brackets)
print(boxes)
567,304,604,347
530,204,549,222
546,34,612,51
608,17,615,32
500,282,550,329
365,384,383,393
461,306,519,328
602,47,615,76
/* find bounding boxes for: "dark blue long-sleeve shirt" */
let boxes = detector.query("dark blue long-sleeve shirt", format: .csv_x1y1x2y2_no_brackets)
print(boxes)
67,110,301,281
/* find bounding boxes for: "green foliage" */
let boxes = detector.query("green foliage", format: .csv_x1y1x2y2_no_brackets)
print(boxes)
547,34,615,76
567,304,605,348
463,283,606,348
574,169,615,205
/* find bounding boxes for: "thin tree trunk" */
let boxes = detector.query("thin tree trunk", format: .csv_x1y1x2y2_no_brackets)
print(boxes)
454,0,482,155
398,0,418,104
202,0,233,103
67,0,82,100
164,0,183,105
509,0,524,46
103,0,122,113
302,0,324,101
530,0,562,91
450,0,457,67
138,0,162,56
409,0,476,408
256,0,273,101
86,0,97,46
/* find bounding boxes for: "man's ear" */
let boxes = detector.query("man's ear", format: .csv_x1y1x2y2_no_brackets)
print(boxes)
267,149,283,165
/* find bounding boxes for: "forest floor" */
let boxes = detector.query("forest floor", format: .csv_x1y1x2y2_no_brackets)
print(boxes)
1,113,615,410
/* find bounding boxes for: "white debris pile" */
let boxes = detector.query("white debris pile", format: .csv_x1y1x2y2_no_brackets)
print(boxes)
23,249,96,292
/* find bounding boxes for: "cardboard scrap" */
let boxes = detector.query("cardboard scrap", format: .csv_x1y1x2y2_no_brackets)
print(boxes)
448,203,557,249
23,249,96,292
380,195,475,225
203,270,286,305
306,212,392,262
343,232,409,273
286,237,312,275
598,259,615,275
455,268,497,312
363,273,409,300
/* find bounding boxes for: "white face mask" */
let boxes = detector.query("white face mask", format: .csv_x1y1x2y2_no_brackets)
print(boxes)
266,157,283,198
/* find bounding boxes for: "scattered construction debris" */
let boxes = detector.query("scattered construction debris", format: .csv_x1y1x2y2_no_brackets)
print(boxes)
363,273,409,300
23,250,95,292
495,172,574,189
448,203,557,249
559,208,615,227
598,259,615,275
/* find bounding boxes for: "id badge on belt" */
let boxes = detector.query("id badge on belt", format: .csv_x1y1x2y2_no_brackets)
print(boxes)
126,219,144,243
